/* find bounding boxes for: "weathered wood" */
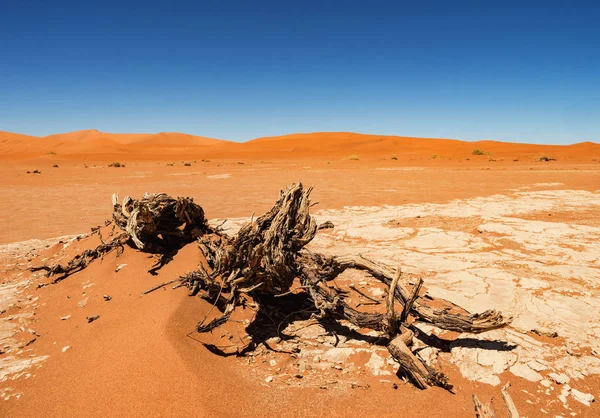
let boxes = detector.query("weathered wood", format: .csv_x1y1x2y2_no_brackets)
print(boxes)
473,395,497,418
384,269,402,337
387,335,431,389
141,279,180,295
472,383,520,418
348,284,381,304
331,255,512,333
400,277,423,324
501,383,520,418
112,192,211,251
31,233,128,283
33,182,513,392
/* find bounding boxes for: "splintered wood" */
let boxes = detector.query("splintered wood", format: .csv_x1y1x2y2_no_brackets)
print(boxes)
31,183,513,395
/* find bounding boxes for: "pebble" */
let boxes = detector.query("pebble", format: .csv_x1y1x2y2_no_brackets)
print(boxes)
570,389,594,406
86,315,100,323
62,346,70,353
548,373,570,385
265,376,273,383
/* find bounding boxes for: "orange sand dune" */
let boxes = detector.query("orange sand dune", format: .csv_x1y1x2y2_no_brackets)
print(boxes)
1,129,598,162
222,132,600,160
0,129,229,159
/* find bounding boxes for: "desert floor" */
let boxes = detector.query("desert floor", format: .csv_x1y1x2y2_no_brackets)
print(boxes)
1,154,599,417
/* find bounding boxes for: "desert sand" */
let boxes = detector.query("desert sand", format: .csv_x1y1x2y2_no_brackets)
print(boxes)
1,130,599,417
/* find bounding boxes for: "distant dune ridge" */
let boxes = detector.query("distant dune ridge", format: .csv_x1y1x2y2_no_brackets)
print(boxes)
0,129,598,160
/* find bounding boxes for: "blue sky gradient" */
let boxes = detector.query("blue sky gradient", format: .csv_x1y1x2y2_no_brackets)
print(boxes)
1,0,599,143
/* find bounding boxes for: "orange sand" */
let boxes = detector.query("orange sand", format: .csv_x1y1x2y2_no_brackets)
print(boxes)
1,129,599,417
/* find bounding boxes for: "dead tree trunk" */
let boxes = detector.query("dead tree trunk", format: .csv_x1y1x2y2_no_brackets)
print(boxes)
32,183,513,391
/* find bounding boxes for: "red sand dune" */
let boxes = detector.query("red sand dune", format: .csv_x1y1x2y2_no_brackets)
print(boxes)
1,129,598,161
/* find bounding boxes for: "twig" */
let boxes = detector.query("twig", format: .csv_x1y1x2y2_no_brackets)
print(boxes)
348,284,381,304
400,277,423,323
141,279,180,295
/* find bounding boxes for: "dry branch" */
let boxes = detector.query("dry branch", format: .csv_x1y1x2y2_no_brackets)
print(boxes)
473,395,497,418
472,383,520,418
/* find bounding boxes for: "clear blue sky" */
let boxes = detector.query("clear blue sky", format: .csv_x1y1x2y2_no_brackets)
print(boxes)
1,0,599,143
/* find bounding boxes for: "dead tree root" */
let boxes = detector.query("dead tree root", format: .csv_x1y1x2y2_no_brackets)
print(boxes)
31,182,513,391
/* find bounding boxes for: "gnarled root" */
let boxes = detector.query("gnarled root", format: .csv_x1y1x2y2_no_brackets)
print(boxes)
32,182,513,392
184,183,511,390
31,233,128,284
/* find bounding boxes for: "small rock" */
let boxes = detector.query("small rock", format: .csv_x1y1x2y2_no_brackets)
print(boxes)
321,347,355,363
60,315,71,320
317,221,334,230
558,394,568,404
62,346,70,353
510,363,543,382
103,295,112,301
570,388,594,406
528,360,548,372
540,379,552,387
265,376,273,383
548,373,570,385
365,353,388,376
115,264,127,272
86,315,100,323
269,359,276,367
294,374,303,379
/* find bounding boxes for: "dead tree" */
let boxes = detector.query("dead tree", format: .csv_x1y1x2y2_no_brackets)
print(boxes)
32,183,512,390
179,183,511,390
32,193,213,280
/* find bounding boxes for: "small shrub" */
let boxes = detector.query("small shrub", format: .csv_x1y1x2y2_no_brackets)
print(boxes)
108,162,123,168
47,151,56,155
391,157,398,160
52,164,59,168
347,155,359,161
537,156,556,162
431,154,439,159
184,162,191,166
472,149,485,155
166,163,174,166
